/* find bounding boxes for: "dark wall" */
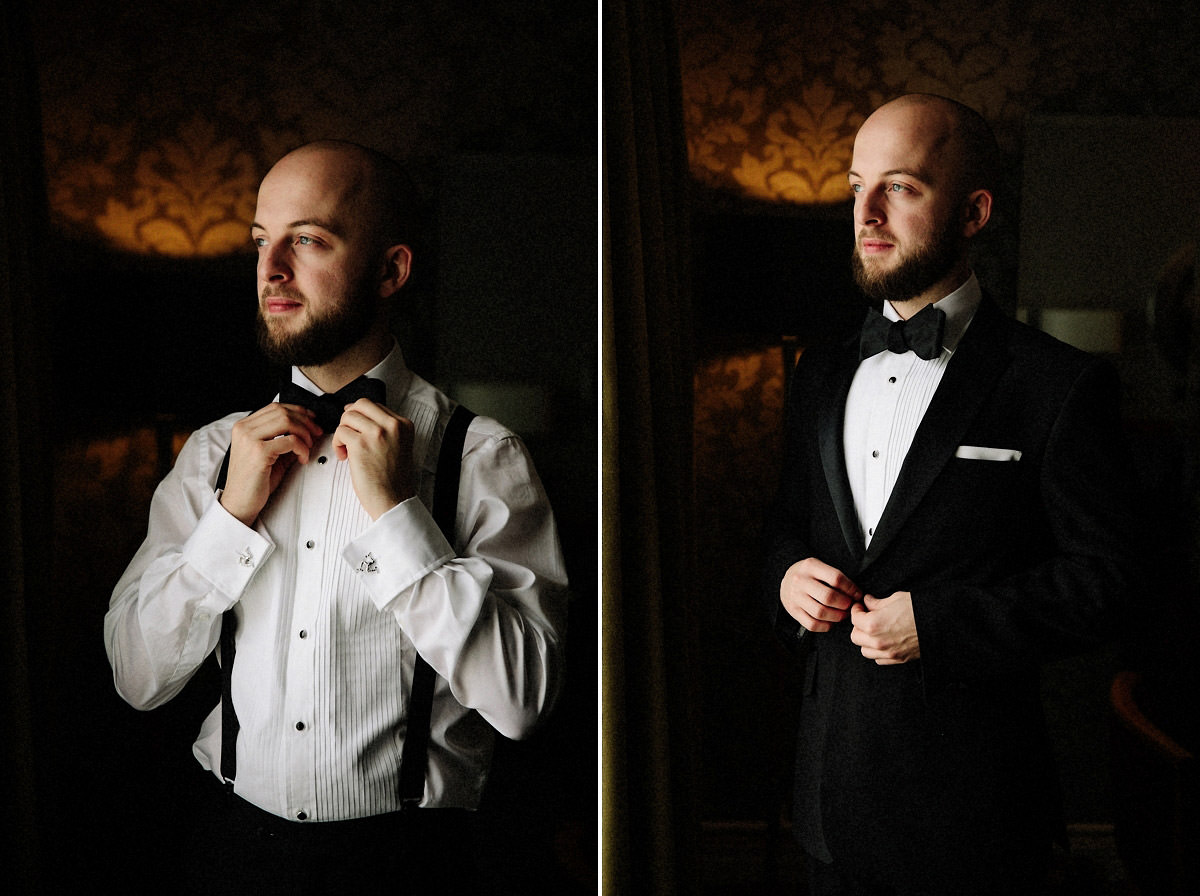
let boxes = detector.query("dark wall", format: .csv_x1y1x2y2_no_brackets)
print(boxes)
24,4,597,894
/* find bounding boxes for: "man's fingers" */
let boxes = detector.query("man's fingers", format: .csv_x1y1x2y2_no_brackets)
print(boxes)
337,400,411,442
793,559,862,603
268,433,313,466
800,558,863,605
220,403,324,525
807,594,851,623
781,590,848,633
781,558,866,632
797,613,834,633
274,401,322,428
849,591,919,664
813,580,856,612
340,397,391,422
235,404,321,447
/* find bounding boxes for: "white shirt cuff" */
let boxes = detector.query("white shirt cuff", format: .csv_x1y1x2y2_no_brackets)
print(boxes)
343,497,454,607
182,496,274,601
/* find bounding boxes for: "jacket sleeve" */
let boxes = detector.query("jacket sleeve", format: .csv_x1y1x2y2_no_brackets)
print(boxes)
912,358,1154,690
762,350,833,649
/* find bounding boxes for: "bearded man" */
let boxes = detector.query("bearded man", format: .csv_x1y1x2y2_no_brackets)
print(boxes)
105,141,568,894
763,95,1150,894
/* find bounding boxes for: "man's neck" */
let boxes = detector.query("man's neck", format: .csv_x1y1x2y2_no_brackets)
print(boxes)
297,329,393,393
890,266,972,320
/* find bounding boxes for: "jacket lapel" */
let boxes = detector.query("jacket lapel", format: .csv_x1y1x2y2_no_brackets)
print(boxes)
861,298,1012,569
817,338,866,565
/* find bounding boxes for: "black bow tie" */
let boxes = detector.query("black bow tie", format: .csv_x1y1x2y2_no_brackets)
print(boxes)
859,304,946,361
277,376,386,432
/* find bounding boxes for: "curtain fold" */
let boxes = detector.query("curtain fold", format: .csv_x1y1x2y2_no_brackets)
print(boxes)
0,1,52,892
603,0,699,892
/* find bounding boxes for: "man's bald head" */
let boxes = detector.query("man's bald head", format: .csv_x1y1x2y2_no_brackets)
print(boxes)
263,140,420,251
859,94,1002,203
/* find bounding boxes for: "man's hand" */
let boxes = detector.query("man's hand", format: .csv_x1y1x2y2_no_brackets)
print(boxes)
780,558,863,633
220,402,323,526
332,398,416,520
850,592,920,665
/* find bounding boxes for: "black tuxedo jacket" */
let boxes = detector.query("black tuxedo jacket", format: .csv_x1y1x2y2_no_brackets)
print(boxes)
764,297,1150,880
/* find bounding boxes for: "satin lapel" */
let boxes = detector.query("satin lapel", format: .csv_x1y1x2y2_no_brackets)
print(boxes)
862,299,1012,570
817,339,865,564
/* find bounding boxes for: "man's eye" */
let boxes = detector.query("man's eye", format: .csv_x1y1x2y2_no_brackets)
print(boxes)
253,236,266,247
851,183,863,193
890,183,906,193
297,235,315,246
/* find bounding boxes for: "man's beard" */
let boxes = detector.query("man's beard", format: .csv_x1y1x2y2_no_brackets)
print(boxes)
852,215,963,305
256,283,378,368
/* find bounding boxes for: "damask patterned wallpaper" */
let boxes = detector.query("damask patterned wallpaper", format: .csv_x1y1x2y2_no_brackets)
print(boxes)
33,0,595,256
677,0,1200,205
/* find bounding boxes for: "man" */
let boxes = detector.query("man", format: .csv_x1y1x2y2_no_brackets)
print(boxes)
105,141,568,893
763,95,1148,894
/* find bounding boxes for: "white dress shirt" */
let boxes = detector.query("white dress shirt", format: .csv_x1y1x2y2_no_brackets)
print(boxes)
843,275,982,548
105,343,569,820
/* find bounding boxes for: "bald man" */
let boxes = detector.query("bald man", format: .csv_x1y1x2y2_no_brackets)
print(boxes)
763,96,1149,894
106,142,568,894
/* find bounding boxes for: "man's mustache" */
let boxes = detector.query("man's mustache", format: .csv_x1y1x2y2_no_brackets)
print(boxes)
261,287,306,302
857,228,896,244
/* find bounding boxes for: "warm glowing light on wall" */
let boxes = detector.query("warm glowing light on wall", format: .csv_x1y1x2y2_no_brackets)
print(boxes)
730,86,858,203
694,346,787,461
47,116,260,257
684,77,860,204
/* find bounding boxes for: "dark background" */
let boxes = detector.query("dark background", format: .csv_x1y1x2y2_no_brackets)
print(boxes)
8,2,597,893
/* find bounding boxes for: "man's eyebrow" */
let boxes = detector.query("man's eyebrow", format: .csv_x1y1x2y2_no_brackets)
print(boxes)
250,219,344,235
848,167,930,181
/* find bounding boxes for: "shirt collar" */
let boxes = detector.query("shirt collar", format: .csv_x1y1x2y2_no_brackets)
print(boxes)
289,340,413,408
883,273,982,355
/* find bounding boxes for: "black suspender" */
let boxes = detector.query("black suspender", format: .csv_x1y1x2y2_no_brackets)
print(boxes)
218,609,239,785
212,402,476,806
214,456,239,788
400,403,475,804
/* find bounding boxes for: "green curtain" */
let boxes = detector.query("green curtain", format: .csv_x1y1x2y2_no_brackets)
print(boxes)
603,0,700,892
0,1,52,892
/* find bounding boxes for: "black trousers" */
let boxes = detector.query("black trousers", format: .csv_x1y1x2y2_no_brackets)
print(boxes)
182,780,480,896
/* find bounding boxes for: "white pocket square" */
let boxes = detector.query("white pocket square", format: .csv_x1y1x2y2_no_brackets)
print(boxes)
955,445,1022,462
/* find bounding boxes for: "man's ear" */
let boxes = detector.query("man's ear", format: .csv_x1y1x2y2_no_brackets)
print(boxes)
379,244,412,298
962,189,992,238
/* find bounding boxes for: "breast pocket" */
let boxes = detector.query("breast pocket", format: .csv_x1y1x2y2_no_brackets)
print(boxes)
940,450,1034,532
954,445,1023,462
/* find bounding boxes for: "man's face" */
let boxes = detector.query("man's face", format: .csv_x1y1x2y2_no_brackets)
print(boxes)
847,103,968,306
251,148,382,367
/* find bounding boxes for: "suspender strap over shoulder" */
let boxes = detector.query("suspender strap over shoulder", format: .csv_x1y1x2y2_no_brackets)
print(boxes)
213,401,476,808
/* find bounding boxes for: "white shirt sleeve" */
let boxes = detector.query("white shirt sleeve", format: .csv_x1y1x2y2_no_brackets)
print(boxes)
105,412,569,744
344,420,569,740
103,415,271,710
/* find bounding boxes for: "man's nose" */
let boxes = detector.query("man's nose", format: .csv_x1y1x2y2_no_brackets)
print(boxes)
258,244,292,283
855,189,885,227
